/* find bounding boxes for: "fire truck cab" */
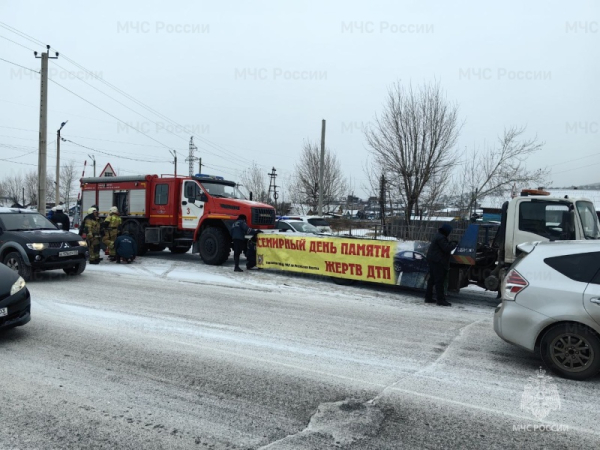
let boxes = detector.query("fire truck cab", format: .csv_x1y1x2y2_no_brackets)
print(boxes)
80,174,275,265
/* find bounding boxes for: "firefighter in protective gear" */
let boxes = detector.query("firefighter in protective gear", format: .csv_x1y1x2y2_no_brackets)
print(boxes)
102,206,122,260
80,207,101,264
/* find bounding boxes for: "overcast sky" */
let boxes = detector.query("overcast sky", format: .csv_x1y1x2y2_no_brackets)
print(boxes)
1,0,598,200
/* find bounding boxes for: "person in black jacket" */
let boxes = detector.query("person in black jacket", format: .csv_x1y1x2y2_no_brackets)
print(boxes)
230,215,253,272
245,229,261,270
51,205,71,231
425,223,457,306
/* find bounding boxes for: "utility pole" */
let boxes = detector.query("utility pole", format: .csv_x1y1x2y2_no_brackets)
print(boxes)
379,173,386,231
169,150,177,177
88,154,96,177
267,167,278,211
35,45,59,215
198,157,203,174
185,136,198,176
55,120,68,205
318,119,326,216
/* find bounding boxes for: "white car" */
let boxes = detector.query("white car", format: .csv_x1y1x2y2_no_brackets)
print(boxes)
275,219,322,235
494,240,600,380
279,216,333,234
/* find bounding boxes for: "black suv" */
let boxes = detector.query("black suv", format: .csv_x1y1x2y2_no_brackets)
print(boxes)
0,262,30,329
0,207,88,281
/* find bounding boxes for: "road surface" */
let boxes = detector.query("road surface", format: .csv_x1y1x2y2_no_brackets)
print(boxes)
1,252,599,449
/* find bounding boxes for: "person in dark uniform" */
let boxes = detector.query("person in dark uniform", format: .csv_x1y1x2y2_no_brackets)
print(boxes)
230,214,253,272
114,231,138,264
245,230,261,270
425,223,457,307
51,204,70,231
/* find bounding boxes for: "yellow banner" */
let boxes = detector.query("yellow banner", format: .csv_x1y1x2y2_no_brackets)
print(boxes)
257,234,398,285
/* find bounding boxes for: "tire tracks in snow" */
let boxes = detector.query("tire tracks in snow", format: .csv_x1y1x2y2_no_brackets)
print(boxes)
256,318,488,449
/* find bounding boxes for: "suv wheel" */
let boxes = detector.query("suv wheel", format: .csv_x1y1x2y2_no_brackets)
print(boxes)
3,251,32,282
63,261,86,276
540,324,600,380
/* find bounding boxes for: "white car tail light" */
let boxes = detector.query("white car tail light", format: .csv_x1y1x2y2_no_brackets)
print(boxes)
503,269,528,301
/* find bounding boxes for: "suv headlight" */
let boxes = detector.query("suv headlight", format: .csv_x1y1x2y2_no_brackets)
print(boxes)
78,240,88,247
10,276,26,296
26,243,48,251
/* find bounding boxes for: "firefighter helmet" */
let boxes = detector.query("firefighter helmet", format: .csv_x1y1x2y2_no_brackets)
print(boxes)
109,206,119,214
88,207,97,214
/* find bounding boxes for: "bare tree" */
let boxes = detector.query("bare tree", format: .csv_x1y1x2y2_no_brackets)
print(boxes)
1,173,24,204
239,162,268,203
458,126,548,213
60,161,77,210
23,171,55,207
23,172,39,206
365,81,461,234
292,140,347,213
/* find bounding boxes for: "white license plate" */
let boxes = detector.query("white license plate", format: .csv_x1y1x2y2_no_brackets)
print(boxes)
0,308,7,317
59,250,78,257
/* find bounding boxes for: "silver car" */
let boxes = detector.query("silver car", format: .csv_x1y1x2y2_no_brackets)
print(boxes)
494,241,600,380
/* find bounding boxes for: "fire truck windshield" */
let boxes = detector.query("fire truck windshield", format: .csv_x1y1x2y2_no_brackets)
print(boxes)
201,181,246,200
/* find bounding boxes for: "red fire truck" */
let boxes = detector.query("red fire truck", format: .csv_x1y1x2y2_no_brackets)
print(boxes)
79,174,276,264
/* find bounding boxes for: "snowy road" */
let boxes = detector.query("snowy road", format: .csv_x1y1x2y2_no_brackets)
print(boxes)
1,252,599,449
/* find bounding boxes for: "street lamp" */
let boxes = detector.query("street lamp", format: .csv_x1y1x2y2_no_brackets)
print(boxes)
55,120,68,205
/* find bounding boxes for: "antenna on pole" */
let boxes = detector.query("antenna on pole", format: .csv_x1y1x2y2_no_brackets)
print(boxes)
185,136,198,176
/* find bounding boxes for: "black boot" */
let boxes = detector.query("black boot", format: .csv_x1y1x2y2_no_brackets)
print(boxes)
437,300,452,307
234,266,243,272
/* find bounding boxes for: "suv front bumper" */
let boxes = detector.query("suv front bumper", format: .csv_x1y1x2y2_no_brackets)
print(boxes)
27,247,88,270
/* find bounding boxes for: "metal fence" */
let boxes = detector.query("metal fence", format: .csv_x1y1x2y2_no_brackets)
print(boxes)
329,218,498,243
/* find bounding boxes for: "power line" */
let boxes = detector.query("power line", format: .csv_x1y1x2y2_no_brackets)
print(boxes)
551,160,600,176
0,23,291,174
47,76,176,152
62,138,170,163
1,23,262,166
0,125,38,133
548,151,600,168
0,34,36,52
0,22,44,47
53,61,190,144
0,56,38,73
62,134,166,148
0,149,37,161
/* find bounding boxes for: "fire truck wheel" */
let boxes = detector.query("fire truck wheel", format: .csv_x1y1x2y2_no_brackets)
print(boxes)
199,227,230,265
